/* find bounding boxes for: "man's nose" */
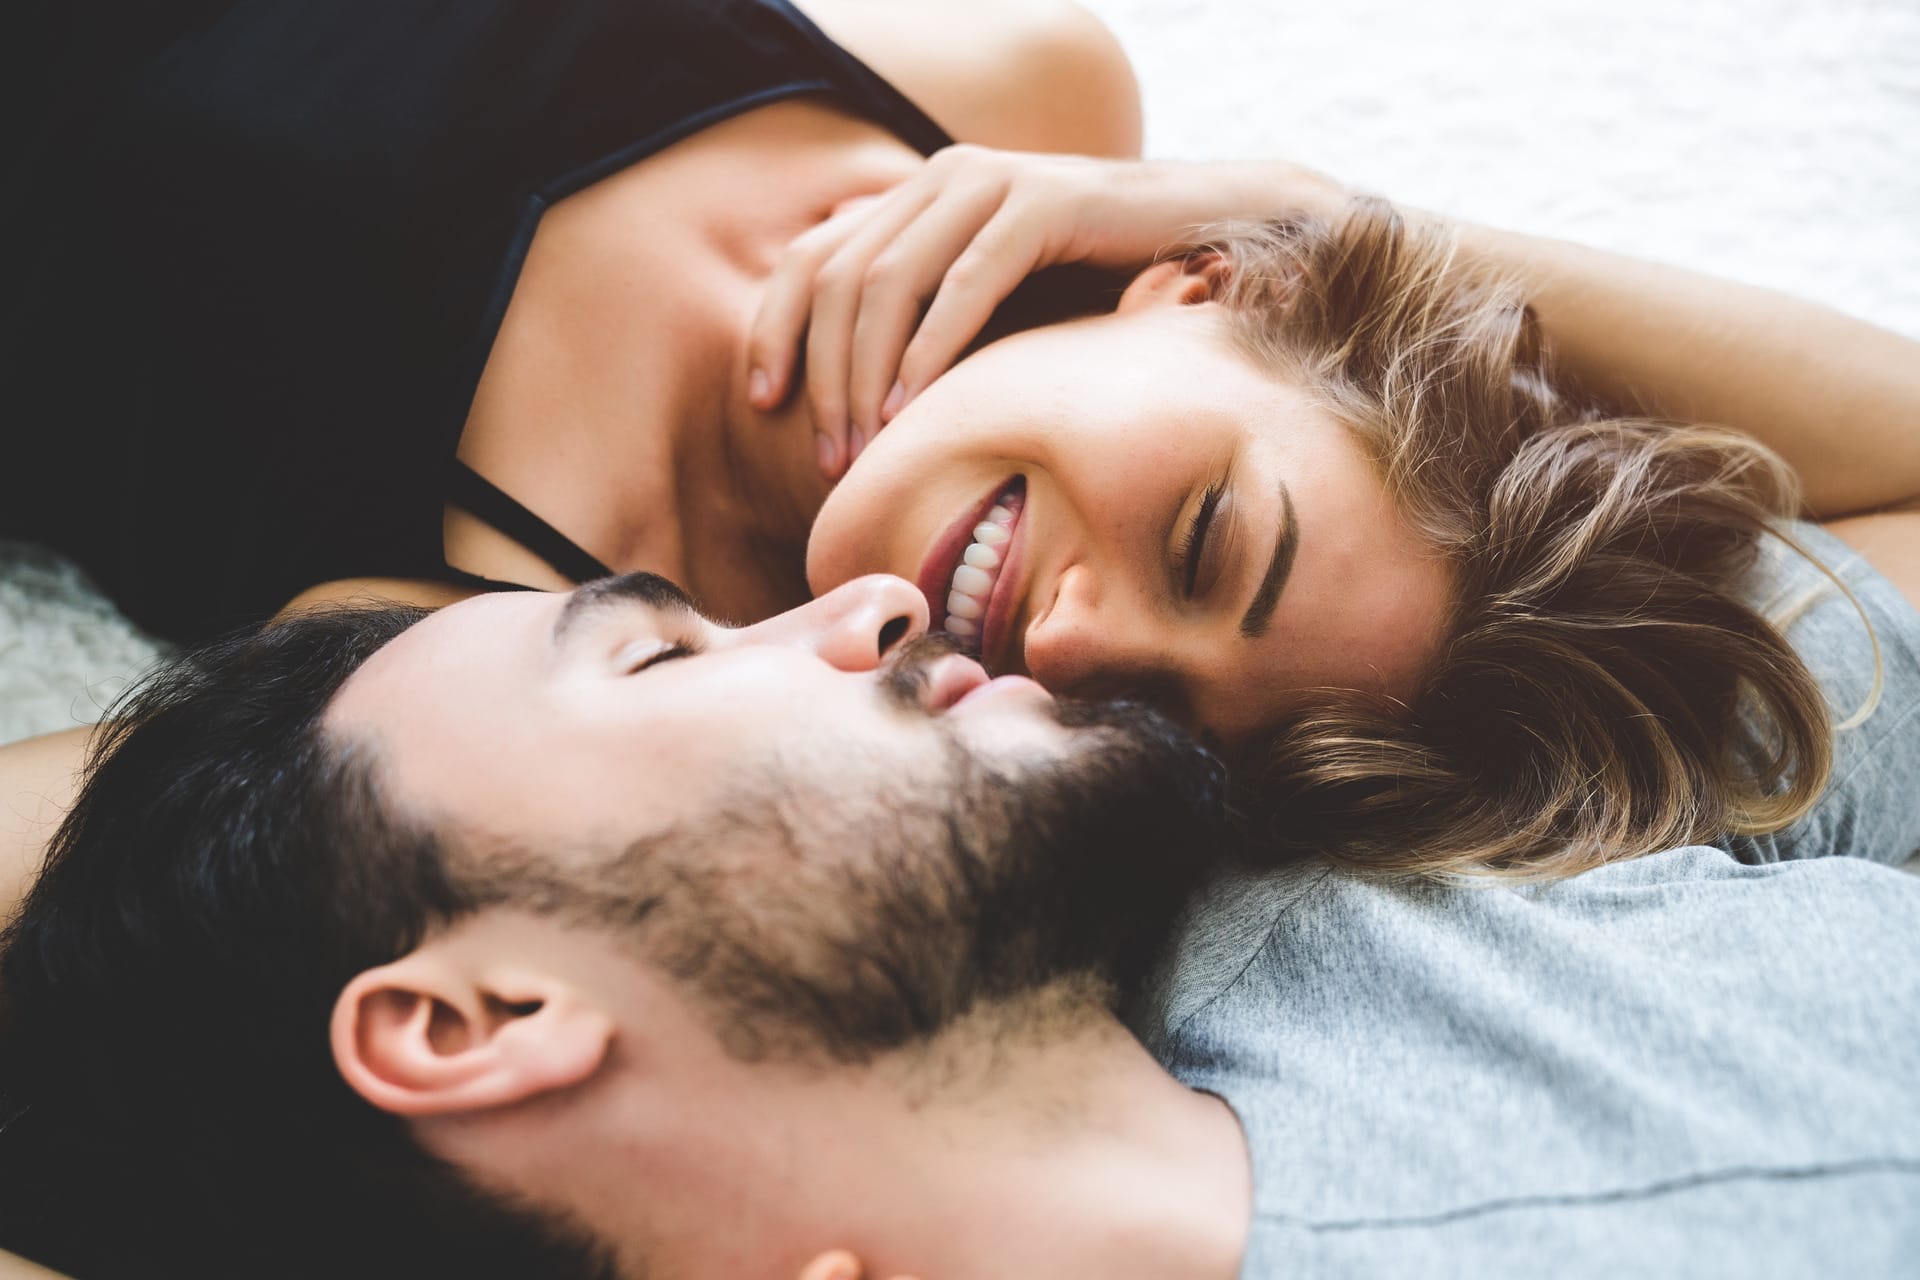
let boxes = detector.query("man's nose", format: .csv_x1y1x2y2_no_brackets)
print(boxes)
1022,564,1169,700
734,575,929,671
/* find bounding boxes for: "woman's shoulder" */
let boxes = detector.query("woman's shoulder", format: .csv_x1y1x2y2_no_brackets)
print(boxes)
793,0,1142,157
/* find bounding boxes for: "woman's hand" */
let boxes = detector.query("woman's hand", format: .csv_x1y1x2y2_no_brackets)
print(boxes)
746,145,1342,477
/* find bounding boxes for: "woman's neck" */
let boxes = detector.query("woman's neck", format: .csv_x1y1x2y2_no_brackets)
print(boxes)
662,277,833,621
453,99,920,618
455,98,1124,621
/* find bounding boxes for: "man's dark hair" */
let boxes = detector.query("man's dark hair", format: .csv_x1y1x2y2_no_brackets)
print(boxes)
0,606,617,1279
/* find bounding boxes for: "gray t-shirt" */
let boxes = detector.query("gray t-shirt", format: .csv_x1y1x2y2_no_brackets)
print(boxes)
1131,524,1920,1278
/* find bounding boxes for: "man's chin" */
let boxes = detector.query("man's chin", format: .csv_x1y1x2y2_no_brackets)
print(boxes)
963,691,1231,999
1050,693,1202,748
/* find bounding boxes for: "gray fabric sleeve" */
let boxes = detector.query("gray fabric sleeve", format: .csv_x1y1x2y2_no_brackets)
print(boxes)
1728,521,1920,867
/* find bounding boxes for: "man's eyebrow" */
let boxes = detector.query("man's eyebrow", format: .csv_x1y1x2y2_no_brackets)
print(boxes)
550,573,704,651
1239,481,1297,640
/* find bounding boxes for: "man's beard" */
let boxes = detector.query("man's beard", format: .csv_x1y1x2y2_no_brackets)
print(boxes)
524,636,1232,1066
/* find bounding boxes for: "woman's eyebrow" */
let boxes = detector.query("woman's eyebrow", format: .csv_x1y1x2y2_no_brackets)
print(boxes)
1239,482,1297,639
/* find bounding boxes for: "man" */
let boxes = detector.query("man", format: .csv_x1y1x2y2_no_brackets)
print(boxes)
0,572,1245,1279
3,536,1919,1278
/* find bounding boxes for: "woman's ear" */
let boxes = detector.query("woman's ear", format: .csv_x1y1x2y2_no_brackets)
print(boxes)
331,947,614,1118
1115,253,1232,314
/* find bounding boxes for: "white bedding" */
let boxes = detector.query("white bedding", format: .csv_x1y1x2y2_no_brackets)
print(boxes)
4,0,1916,745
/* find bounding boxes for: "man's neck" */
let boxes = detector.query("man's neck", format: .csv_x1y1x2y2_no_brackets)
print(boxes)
872,1017,1251,1280
658,1007,1253,1280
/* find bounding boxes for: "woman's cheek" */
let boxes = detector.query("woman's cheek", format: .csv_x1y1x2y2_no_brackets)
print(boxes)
804,494,861,594
806,468,905,592
807,423,948,584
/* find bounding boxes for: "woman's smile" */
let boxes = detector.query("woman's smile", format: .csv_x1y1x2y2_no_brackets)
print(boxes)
919,477,1033,672
918,476,1019,648
808,287,1455,747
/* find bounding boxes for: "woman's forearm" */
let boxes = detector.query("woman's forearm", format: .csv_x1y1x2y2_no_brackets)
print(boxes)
0,1248,74,1280
1447,221,1920,519
0,726,92,923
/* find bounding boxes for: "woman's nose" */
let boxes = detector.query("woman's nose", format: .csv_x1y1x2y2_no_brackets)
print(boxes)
1021,564,1169,700
734,574,929,671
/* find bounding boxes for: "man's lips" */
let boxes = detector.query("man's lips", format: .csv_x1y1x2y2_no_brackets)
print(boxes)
918,651,992,711
917,653,1051,713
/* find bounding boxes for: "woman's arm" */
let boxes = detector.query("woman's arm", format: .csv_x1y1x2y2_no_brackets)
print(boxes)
1451,222,1920,520
280,576,484,616
796,0,1141,159
0,1248,73,1280
1823,510,1920,615
752,151,1920,515
0,727,91,923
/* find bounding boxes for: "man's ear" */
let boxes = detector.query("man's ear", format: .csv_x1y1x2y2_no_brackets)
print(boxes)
1114,253,1232,314
331,945,614,1118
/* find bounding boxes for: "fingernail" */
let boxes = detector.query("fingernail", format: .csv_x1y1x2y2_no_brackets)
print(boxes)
749,368,770,405
881,380,906,421
825,1263,856,1280
817,432,838,474
848,426,867,462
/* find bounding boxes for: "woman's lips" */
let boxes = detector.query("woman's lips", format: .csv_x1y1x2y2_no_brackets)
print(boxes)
977,497,1030,675
915,477,1021,645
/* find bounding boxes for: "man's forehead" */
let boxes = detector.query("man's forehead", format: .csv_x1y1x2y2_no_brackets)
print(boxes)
327,572,716,734
319,586,722,856
327,590,543,730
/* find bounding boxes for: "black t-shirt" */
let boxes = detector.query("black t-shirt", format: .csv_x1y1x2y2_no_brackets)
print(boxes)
4,0,949,641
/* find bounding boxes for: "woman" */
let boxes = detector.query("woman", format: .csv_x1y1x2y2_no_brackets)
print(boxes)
5,0,1918,879
798,193,1918,873
8,0,1143,633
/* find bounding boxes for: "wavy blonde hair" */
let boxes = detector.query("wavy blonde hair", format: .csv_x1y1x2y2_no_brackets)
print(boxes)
1200,198,1834,878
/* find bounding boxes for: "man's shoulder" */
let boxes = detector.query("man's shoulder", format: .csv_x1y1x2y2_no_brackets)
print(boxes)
1240,1162,1920,1280
1124,862,1330,1058
1151,851,1920,1275
1130,840,1920,1058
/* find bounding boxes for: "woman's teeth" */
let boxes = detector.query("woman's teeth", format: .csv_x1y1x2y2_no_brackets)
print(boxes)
945,488,1022,646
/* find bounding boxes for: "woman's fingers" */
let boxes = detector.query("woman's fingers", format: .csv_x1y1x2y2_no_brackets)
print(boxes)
890,201,1050,420
746,202,869,413
801,183,945,475
790,1251,920,1280
841,179,1010,450
794,1249,862,1280
754,145,1240,477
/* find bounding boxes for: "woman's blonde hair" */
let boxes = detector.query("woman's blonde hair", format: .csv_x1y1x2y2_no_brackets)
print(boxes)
1201,198,1833,878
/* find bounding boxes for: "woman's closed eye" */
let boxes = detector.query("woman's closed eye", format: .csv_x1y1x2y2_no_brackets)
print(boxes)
1177,482,1226,599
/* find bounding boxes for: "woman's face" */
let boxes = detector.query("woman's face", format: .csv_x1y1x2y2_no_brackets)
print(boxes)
805,265,1454,749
